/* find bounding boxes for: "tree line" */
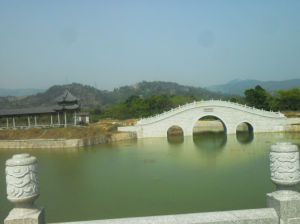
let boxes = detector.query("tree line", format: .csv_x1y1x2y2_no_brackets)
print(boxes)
91,86,300,121
91,94,201,121
230,85,300,111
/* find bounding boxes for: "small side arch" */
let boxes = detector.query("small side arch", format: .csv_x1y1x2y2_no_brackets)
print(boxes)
167,125,184,137
167,125,184,144
236,121,254,144
235,121,254,133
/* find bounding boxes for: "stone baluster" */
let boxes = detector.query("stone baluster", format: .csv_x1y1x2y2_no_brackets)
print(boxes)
5,153,45,224
267,142,300,223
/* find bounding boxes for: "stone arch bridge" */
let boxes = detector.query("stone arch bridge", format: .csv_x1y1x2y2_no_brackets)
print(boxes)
119,100,296,139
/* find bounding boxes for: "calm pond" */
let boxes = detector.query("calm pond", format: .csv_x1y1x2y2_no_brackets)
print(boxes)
1,132,300,223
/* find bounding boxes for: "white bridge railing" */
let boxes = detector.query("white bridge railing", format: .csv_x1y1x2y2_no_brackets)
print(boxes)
137,100,285,125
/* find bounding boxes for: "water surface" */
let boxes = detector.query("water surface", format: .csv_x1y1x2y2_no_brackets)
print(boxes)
0,133,300,223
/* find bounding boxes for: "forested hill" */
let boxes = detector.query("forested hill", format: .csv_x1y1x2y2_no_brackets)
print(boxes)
0,81,227,109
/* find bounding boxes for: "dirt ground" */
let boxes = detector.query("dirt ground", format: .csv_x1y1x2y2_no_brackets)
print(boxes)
282,111,300,118
0,118,139,140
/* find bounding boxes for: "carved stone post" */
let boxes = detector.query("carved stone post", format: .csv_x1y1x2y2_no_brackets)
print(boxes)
5,153,45,224
267,142,300,224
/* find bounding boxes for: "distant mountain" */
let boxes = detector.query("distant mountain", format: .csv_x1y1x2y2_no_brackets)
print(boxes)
0,81,228,110
0,88,44,97
113,81,226,101
207,79,300,95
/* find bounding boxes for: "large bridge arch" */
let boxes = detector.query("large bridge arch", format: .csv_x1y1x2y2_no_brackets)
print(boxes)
190,114,228,135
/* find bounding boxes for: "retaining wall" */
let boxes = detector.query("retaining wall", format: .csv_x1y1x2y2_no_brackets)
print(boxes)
0,132,136,149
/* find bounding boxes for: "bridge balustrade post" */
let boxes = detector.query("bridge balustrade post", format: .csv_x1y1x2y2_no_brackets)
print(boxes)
267,142,300,223
4,153,45,224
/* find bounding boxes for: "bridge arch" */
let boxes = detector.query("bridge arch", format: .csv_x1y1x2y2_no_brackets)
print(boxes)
191,115,228,135
235,121,255,144
235,121,254,134
167,125,184,144
167,125,184,137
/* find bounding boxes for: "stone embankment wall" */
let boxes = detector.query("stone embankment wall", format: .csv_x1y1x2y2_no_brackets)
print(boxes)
0,132,136,149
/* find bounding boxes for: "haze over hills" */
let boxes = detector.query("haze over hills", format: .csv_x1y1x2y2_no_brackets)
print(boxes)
0,88,45,97
0,81,227,110
207,79,300,95
2,79,299,98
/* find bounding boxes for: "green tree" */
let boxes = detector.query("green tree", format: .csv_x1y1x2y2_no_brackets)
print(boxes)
244,85,270,110
275,88,300,110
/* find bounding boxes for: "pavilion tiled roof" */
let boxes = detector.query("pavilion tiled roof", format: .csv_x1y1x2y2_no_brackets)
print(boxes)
0,106,56,117
56,90,78,103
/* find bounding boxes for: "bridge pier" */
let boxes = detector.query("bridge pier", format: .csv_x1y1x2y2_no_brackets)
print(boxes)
226,126,237,135
183,127,193,136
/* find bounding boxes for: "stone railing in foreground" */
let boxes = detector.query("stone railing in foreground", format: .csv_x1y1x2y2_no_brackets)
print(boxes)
3,143,300,224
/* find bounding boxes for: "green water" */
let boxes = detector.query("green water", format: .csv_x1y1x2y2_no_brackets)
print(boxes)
1,132,300,223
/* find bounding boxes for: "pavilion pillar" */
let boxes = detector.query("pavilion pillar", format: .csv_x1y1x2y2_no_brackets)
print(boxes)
34,116,37,127
28,116,31,128
12,117,15,129
50,114,53,127
6,118,8,128
58,112,60,126
74,111,77,126
64,111,67,127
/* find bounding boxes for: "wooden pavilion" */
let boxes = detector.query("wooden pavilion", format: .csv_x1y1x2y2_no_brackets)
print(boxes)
0,90,81,129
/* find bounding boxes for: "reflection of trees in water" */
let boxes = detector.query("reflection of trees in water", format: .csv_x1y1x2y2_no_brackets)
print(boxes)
236,132,254,144
193,132,227,156
167,135,184,145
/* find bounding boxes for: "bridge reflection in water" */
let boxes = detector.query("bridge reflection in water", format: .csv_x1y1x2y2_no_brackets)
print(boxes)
167,116,254,148
193,133,227,150
236,132,254,144
167,135,184,144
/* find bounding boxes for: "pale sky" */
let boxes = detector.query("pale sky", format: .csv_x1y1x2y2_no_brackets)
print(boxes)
0,0,300,90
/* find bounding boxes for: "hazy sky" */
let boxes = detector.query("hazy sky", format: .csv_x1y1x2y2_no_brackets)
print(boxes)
1,0,300,90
